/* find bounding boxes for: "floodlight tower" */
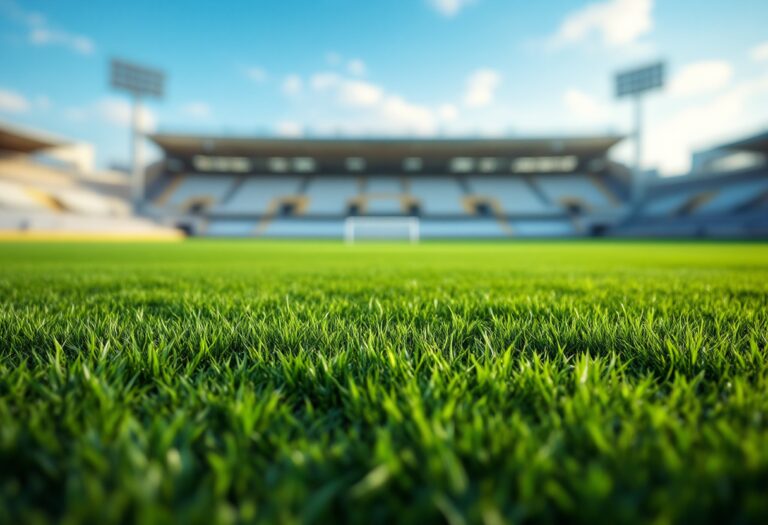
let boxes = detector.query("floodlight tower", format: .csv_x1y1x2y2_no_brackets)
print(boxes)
615,61,665,210
110,59,165,209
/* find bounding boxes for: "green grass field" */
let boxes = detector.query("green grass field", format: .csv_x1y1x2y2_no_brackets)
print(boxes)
1,241,768,524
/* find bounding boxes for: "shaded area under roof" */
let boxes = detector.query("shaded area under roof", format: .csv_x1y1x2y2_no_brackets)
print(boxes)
0,120,67,154
148,134,624,159
719,130,768,154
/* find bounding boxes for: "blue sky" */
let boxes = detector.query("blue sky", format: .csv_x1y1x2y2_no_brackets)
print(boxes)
1,0,767,174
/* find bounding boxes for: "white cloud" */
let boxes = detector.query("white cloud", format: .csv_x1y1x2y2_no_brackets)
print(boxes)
338,80,383,107
0,89,30,113
438,104,458,121
1,1,95,55
310,73,382,108
551,0,653,48
29,27,94,55
65,97,156,131
181,101,212,120
244,67,267,83
347,59,366,76
669,60,733,97
301,71,459,135
647,73,768,174
751,41,768,62
276,121,303,137
0,88,30,113
379,95,437,133
563,88,611,121
282,75,303,96
427,0,475,17
463,69,501,108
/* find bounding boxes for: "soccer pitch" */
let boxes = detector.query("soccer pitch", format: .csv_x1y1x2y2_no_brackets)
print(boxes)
1,241,767,524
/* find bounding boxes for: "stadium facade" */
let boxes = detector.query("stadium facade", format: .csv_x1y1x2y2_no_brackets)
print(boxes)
145,134,632,238
146,130,768,239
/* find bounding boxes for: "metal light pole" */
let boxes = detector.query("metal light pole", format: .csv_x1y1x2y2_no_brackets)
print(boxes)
633,93,643,205
615,61,665,210
130,95,143,204
110,59,165,210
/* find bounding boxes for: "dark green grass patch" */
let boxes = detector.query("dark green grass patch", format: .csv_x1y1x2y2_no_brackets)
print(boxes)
1,241,767,524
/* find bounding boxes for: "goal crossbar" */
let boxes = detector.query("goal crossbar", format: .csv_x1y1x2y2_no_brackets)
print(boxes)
344,217,420,243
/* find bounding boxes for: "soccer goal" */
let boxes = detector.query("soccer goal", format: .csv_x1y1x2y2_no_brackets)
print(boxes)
344,217,420,244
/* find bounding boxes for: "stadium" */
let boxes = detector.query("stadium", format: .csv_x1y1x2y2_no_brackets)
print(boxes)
142,130,768,239
6,121,765,240
2,1,768,524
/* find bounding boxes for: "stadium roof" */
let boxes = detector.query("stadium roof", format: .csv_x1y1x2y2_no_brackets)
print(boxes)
719,130,768,154
0,120,67,153
149,134,624,159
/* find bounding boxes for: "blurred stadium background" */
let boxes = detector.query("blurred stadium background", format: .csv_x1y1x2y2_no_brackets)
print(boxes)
2,117,766,239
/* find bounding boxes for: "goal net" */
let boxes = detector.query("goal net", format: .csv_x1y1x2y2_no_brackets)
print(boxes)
344,217,420,243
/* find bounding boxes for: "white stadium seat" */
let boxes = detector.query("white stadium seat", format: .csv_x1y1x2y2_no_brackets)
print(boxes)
217,176,302,214
534,175,613,209
164,175,236,207
408,177,465,215
641,192,698,217
0,180,49,210
305,177,359,215
468,177,553,214
366,177,403,194
695,180,768,214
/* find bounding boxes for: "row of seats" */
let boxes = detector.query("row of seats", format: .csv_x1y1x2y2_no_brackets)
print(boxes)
158,173,617,216
0,178,130,216
642,179,768,218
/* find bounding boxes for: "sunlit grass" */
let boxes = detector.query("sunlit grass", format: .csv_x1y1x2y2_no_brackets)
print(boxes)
1,241,767,524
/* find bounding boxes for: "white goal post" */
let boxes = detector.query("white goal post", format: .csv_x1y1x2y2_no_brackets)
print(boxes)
344,217,420,243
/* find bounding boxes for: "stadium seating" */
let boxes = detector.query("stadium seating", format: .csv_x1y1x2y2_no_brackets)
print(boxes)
362,176,406,214
304,177,359,215
534,175,614,210
694,179,768,214
0,210,179,236
641,192,695,217
467,177,553,215
0,180,50,211
364,198,405,214
263,219,345,237
51,188,129,216
162,175,236,209
419,219,508,238
509,220,576,236
408,177,466,215
365,176,403,194
205,220,259,236
216,176,302,214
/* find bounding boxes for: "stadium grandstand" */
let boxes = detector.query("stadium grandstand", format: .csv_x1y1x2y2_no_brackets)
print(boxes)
4,120,765,240
145,134,632,238
0,120,181,239
619,130,768,238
